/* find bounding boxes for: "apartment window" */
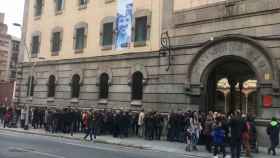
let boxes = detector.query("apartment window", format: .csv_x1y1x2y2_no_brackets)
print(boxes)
131,71,143,100
99,73,109,99
34,0,44,17
71,74,80,98
27,76,35,97
51,31,62,54
102,23,114,46
78,0,88,9
74,24,87,51
55,0,64,13
48,75,56,98
10,72,16,80
135,16,147,43
31,34,40,57
12,41,20,51
133,10,151,46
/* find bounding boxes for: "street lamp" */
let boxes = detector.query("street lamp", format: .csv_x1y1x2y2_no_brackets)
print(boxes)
24,57,45,130
13,23,46,130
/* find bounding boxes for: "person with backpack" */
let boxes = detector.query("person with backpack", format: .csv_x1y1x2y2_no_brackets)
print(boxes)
212,120,226,158
267,117,280,155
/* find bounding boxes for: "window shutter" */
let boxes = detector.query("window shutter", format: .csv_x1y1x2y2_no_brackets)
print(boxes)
61,0,65,10
131,17,136,42
30,42,33,54
112,29,116,45
100,27,104,46
146,13,152,40
84,31,87,49
59,33,63,51
73,30,77,49
33,1,37,16
38,35,41,54
51,33,54,52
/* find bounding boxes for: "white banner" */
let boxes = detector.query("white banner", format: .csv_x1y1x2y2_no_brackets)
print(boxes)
116,0,133,49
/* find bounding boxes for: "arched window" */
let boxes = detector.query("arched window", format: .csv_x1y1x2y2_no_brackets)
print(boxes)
131,71,143,100
48,75,56,97
27,76,35,97
99,73,109,99
71,74,80,98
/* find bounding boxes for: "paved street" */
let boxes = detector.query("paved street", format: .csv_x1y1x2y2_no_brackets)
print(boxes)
1,127,278,158
0,130,194,158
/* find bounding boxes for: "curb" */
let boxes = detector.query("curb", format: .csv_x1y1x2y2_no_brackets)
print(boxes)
0,128,209,157
0,128,145,149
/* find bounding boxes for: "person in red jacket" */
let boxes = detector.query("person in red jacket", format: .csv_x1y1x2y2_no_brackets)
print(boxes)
242,115,251,157
82,111,89,131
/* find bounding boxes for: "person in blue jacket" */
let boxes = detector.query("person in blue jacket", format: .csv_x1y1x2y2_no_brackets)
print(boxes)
212,121,226,158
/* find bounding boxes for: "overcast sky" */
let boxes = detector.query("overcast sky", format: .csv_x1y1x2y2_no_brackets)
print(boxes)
0,0,24,38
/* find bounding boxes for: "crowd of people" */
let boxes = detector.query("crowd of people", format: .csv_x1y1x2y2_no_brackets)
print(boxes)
0,106,20,128
1,105,280,158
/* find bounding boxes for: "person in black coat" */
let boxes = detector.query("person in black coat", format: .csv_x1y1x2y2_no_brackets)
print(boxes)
155,112,164,140
123,111,130,137
112,111,120,138
267,117,280,155
228,110,245,158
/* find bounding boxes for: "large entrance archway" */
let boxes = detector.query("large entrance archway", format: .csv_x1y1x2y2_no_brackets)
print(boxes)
203,56,257,114
186,35,278,117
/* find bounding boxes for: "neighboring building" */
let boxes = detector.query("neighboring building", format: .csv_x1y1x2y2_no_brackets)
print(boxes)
0,13,11,81
0,81,15,106
18,0,161,109
17,0,280,145
7,37,21,81
22,0,160,61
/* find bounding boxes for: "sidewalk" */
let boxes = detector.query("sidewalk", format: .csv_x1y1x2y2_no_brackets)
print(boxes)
0,127,277,158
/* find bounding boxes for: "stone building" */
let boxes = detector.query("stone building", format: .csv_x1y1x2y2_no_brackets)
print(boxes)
17,0,280,144
0,13,11,81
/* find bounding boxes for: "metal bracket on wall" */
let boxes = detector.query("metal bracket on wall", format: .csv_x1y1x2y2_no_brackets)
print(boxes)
160,31,174,71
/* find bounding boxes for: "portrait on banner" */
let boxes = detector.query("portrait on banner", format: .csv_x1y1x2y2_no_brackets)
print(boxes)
116,0,133,49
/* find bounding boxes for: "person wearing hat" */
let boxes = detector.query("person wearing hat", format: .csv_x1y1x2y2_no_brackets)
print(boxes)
267,117,280,155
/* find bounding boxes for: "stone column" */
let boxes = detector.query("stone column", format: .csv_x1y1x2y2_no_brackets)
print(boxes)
238,81,243,111
228,78,237,112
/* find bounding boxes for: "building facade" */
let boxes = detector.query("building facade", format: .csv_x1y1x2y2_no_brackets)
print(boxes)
7,37,21,81
17,0,280,145
0,13,11,81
